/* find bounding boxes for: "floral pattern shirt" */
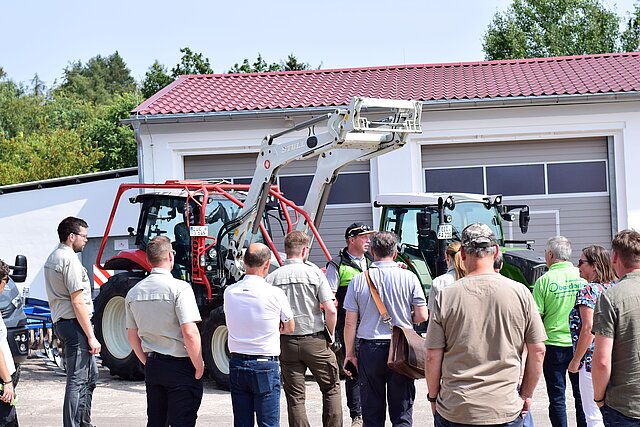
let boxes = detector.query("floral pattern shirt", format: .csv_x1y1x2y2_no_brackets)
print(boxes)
568,281,615,372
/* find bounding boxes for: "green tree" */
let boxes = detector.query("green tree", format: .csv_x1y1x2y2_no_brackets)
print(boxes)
56,51,136,104
171,47,214,77
281,54,309,71
83,92,139,171
482,0,636,60
0,129,103,185
141,60,174,99
621,6,640,51
228,53,281,73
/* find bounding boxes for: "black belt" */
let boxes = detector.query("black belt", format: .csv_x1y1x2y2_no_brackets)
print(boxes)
55,318,77,324
286,331,323,338
230,353,279,361
147,352,189,361
359,338,391,344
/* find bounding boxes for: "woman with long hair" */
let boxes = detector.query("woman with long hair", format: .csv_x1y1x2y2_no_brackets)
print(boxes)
0,260,17,426
427,241,466,314
568,245,617,427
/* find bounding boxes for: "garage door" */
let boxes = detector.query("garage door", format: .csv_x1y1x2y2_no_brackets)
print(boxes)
184,153,373,266
421,137,613,262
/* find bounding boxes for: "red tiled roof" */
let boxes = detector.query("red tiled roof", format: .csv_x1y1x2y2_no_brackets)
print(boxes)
133,52,640,116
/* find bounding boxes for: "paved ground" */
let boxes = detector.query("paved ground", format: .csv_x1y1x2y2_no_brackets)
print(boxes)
17,354,580,426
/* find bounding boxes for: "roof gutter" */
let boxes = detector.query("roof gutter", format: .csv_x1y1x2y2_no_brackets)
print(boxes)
121,91,640,126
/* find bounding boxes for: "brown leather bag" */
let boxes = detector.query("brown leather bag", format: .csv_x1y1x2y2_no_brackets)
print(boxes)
364,270,426,379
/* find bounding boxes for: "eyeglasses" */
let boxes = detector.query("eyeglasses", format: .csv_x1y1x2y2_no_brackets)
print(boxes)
73,232,88,239
578,259,590,267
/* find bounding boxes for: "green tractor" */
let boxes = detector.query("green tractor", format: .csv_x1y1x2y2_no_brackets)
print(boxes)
375,193,547,299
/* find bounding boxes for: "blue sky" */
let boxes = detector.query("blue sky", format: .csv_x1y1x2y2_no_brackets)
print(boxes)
2,0,637,88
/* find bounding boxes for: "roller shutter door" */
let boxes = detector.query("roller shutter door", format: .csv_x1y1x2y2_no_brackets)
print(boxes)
184,153,373,265
421,138,612,261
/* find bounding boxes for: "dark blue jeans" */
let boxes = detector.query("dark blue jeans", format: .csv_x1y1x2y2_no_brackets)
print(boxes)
543,345,586,427
601,405,640,427
435,412,523,427
55,319,98,427
358,339,415,427
144,357,203,427
337,288,362,419
229,357,281,427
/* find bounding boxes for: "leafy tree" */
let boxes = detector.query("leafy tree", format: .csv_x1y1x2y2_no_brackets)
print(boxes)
84,92,139,170
621,7,640,51
482,0,637,60
0,129,103,185
141,60,174,99
228,53,281,73
56,51,136,104
281,54,309,71
171,47,214,77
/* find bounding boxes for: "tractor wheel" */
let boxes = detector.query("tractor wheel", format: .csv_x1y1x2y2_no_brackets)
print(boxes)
202,306,230,390
94,272,145,380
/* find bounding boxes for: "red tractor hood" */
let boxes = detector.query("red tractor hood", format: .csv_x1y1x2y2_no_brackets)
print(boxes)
103,249,151,272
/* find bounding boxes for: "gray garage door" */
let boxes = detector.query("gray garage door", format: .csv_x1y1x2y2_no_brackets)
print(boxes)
184,153,373,266
421,137,613,262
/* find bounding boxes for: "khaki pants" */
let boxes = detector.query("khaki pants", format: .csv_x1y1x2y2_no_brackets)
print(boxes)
280,334,343,427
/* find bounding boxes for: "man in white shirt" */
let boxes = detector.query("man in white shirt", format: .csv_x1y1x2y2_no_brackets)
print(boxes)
225,243,295,427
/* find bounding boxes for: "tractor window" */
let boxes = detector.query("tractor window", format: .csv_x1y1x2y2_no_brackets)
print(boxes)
205,198,265,247
141,198,186,245
445,202,503,243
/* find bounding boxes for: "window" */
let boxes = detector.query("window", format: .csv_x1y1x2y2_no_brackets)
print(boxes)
486,165,545,196
547,161,607,194
278,173,370,206
425,168,484,194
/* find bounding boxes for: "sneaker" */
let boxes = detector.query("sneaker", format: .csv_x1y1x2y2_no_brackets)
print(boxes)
351,416,363,427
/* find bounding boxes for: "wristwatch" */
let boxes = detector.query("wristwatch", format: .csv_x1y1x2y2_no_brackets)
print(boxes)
427,394,437,402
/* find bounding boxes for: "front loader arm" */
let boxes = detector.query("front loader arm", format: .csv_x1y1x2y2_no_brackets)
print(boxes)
226,97,423,280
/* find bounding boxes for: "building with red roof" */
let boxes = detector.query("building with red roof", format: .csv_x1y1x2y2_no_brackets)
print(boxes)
127,52,640,262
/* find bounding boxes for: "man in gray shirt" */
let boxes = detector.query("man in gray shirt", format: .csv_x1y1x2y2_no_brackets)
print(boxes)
266,231,341,427
343,231,428,427
126,236,204,427
44,216,100,427
592,229,640,425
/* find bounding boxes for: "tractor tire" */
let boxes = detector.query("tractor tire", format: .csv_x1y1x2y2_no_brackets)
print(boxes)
202,306,230,390
94,272,145,380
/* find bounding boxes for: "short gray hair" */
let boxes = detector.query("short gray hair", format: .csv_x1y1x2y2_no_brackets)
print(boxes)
370,232,398,259
462,244,497,258
546,236,572,261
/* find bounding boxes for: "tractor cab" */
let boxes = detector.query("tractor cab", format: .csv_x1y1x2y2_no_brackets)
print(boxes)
376,192,538,296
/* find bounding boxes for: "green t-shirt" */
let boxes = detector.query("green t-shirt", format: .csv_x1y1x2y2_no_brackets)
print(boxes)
533,261,586,346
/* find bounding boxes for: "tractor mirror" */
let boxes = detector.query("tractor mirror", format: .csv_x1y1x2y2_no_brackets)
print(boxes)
417,211,431,237
10,255,27,283
519,207,530,234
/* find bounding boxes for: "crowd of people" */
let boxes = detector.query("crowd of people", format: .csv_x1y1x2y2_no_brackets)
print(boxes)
3,215,638,426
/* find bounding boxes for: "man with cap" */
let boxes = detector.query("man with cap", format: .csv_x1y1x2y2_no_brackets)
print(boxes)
326,223,374,426
426,223,547,426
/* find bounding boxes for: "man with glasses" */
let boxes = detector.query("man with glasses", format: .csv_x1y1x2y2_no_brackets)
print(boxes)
44,216,100,427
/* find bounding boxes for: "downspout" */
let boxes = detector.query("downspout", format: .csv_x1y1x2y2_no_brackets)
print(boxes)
132,120,144,184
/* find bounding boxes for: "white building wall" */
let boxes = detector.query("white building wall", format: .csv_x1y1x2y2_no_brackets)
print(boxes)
0,176,140,300
137,99,640,238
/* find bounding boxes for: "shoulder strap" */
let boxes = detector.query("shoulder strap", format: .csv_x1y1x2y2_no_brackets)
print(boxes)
364,270,393,329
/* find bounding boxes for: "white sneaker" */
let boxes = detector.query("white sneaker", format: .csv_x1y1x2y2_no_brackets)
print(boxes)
351,416,363,427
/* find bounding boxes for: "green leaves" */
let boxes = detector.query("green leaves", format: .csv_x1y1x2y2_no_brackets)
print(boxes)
483,0,640,60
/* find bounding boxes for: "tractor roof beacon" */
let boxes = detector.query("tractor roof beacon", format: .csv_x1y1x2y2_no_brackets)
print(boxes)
94,97,424,389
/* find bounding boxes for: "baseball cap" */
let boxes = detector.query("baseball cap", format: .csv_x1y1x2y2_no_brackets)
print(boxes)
345,223,374,239
461,223,498,248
